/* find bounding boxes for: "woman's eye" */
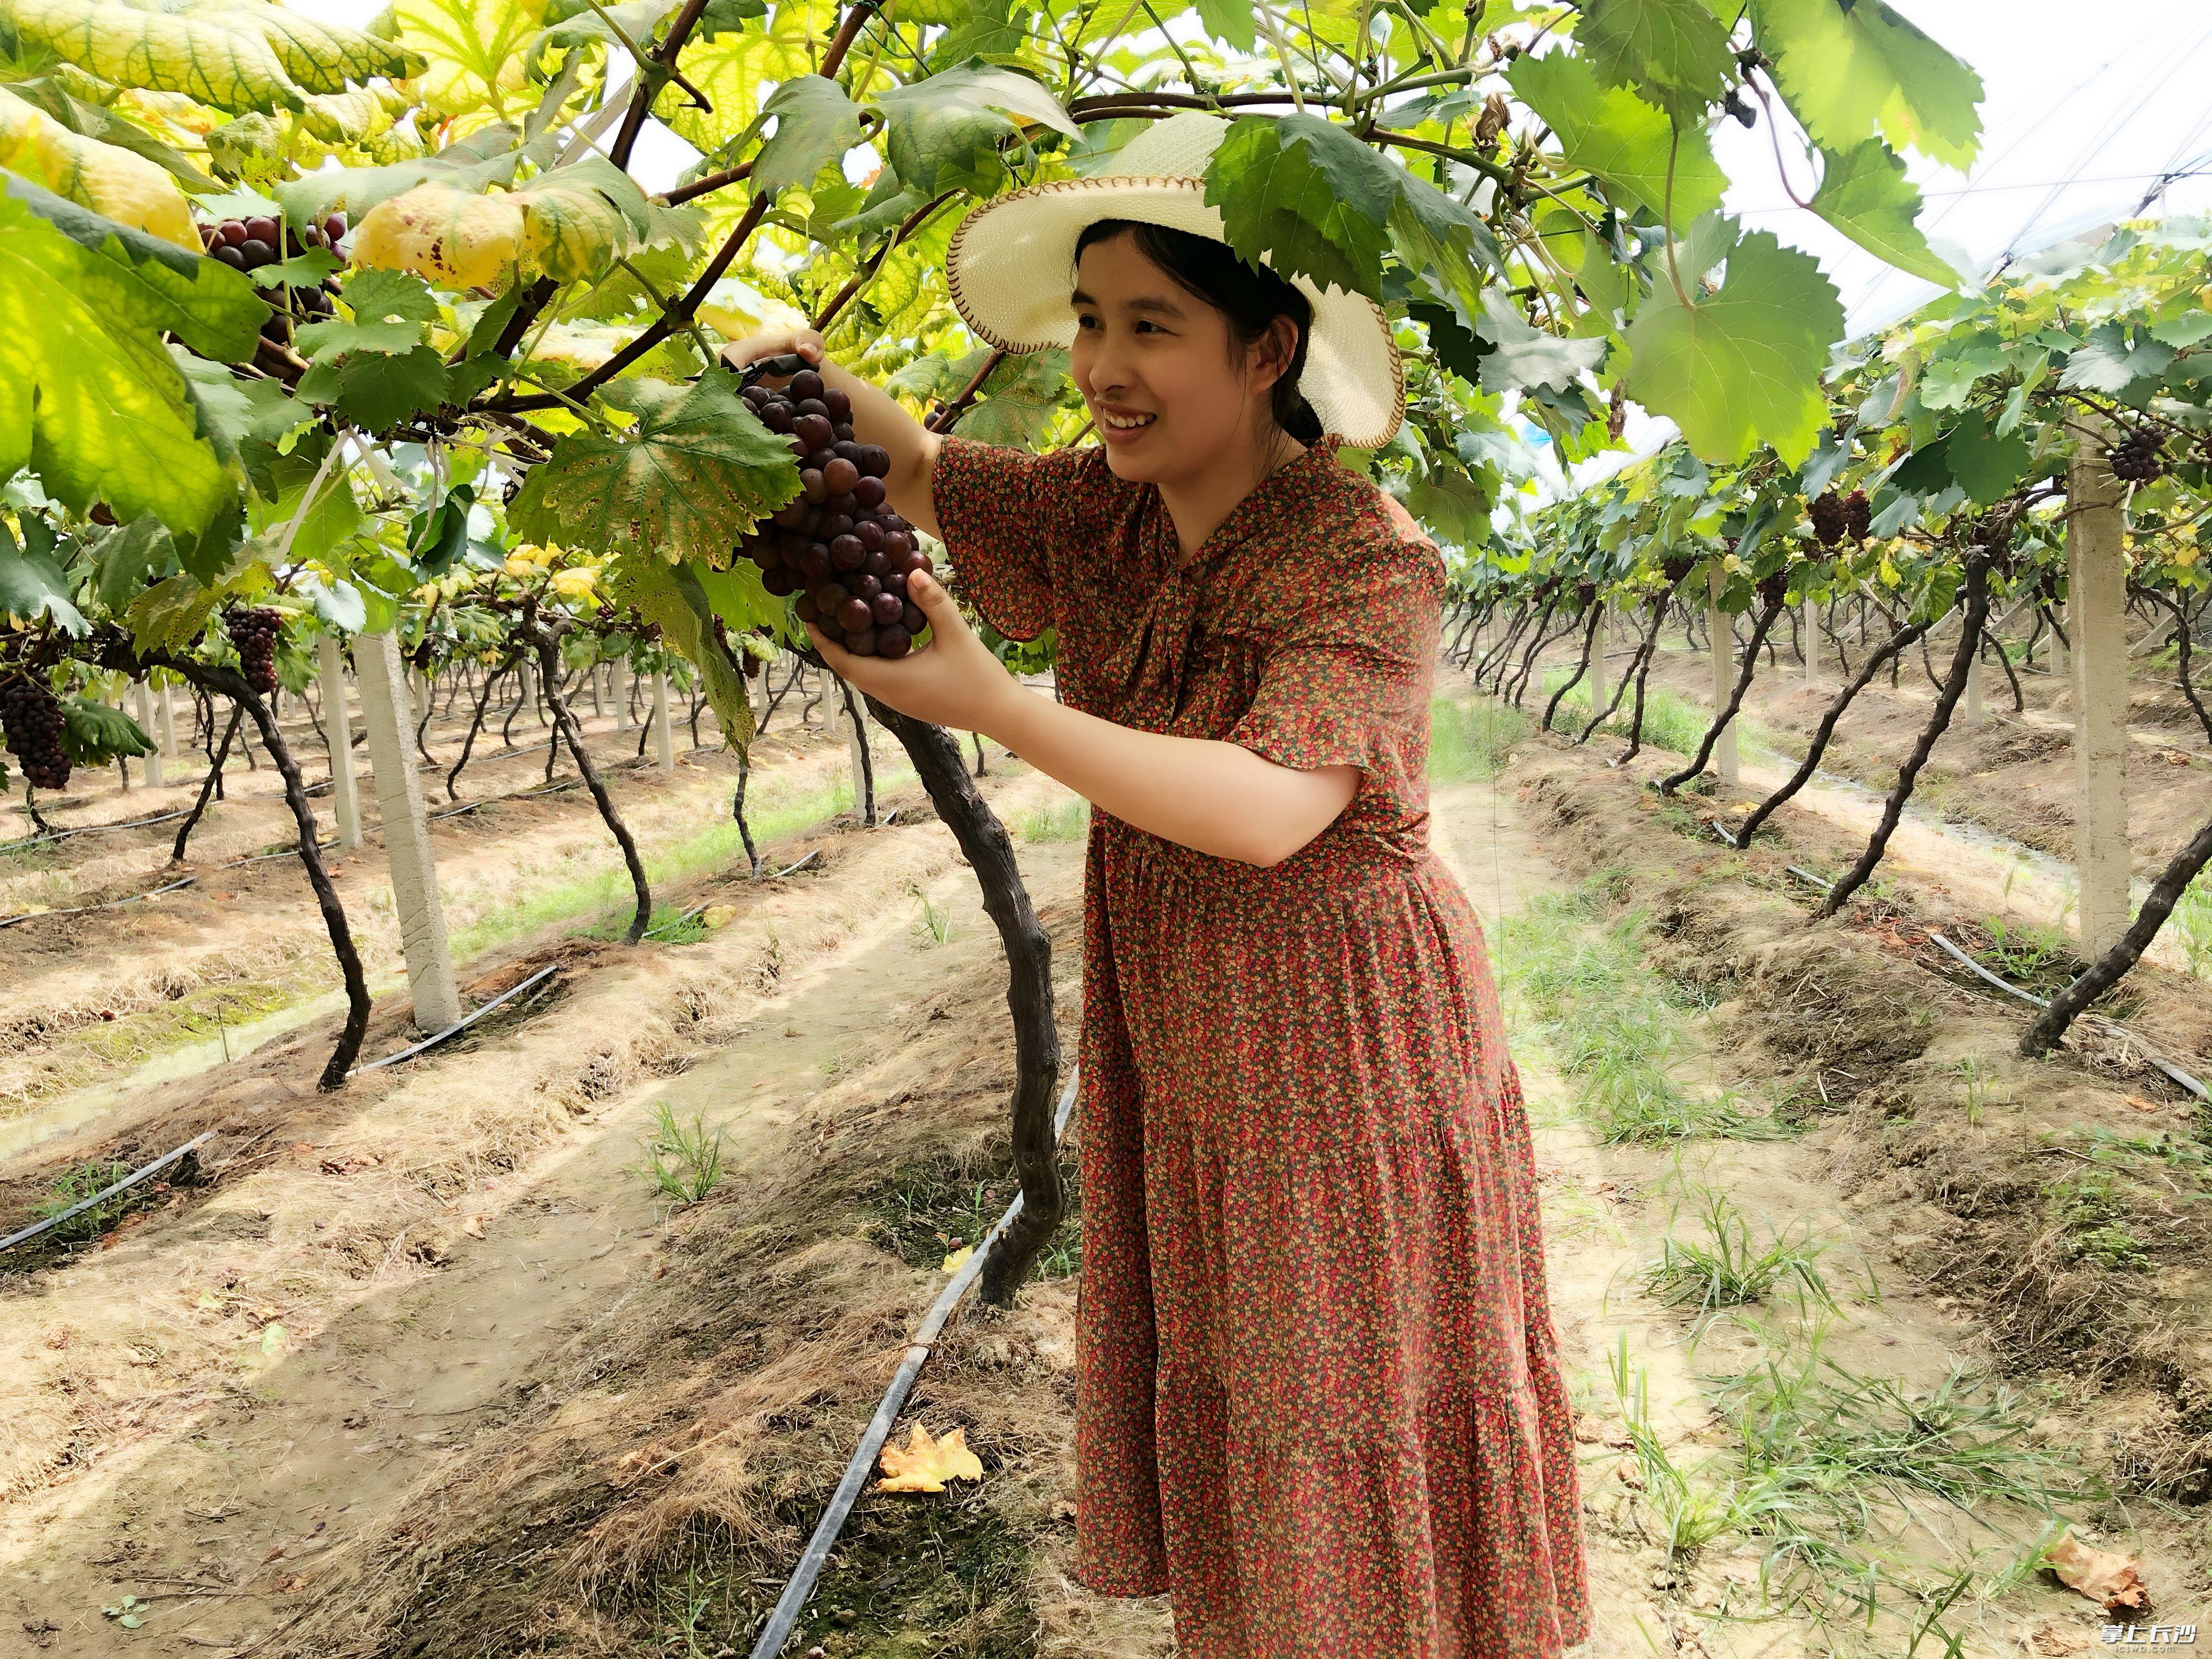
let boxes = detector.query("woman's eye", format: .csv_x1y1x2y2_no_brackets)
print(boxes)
1075,313,1099,330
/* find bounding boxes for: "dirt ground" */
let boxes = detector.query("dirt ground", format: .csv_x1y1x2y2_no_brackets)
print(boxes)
5,660,2211,1657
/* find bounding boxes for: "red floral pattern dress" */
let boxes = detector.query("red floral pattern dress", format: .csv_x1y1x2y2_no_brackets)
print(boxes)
933,433,1592,1658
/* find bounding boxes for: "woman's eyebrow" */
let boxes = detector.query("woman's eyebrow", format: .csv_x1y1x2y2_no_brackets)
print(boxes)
1066,288,1187,319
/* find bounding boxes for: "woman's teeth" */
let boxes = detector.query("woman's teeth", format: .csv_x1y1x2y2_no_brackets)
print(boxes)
1103,412,1155,430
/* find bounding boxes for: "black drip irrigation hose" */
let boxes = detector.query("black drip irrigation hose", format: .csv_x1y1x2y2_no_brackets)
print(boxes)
747,1068,1081,1659
769,849,821,879
0,874,198,930
346,965,561,1077
0,1131,216,1254
0,805,194,854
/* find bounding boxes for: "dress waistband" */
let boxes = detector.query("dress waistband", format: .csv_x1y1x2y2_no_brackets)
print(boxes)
1098,811,1436,899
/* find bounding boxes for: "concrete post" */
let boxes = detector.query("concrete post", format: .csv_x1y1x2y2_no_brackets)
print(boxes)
133,681,165,787
1587,602,1609,715
515,657,537,727
1709,565,1738,789
1803,603,1819,685
844,680,871,818
610,659,631,731
319,635,363,850
1963,644,1984,727
156,679,177,764
2069,436,2132,957
352,631,461,1031
651,668,675,768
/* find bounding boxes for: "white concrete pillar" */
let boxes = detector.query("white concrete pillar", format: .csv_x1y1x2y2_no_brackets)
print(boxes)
1964,645,1984,727
2069,437,2131,957
651,668,675,768
1803,603,1819,685
844,680,871,816
156,679,177,763
352,631,461,1032
1708,566,1737,788
319,635,362,851
133,681,165,787
1587,602,1609,714
610,659,631,731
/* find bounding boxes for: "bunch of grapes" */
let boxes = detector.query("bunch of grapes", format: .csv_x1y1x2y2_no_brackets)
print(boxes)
1841,489,1871,541
224,606,283,695
1,675,70,791
2108,428,2168,483
1757,570,1790,608
735,369,926,660
1808,490,1848,547
1661,554,1696,585
199,213,347,347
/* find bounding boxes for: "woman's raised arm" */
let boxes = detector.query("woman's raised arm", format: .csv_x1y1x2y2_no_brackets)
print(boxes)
718,329,946,541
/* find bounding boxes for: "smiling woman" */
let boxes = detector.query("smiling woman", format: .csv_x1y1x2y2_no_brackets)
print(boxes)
716,108,1590,1659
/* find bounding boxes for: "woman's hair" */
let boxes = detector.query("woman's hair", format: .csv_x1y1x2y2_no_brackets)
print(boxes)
1073,218,1325,444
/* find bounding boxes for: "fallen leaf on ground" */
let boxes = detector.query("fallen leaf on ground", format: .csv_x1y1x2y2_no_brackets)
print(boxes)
259,1323,289,1356
2123,1096,2165,1114
875,1424,984,1493
2042,1532,2151,1612
702,904,738,929
1572,1413,1606,1444
461,1216,486,1240
1613,1458,1645,1490
941,1245,974,1273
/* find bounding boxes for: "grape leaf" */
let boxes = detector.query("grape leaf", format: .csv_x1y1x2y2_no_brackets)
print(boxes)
277,123,544,229
1386,168,1503,308
874,1423,983,1493
1808,140,1963,288
1473,289,1607,393
519,0,678,58
91,516,173,612
60,697,153,763
1188,0,1256,51
751,75,866,196
603,555,756,748
1205,112,1397,299
1,76,218,190
0,180,255,533
124,573,219,653
0,85,198,246
1750,0,1982,170
1404,463,1493,548
1506,50,1723,227
296,266,441,357
0,520,87,631
2058,324,2175,397
3,0,418,115
391,0,554,119
1940,409,2031,506
663,14,815,154
507,370,799,566
1577,0,1737,126
296,345,453,431
874,63,1076,198
1624,220,1842,465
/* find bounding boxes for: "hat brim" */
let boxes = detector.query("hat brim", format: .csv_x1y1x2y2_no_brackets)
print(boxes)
945,176,1404,450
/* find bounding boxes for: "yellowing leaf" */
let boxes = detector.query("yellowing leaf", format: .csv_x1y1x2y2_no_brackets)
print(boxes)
0,87,198,247
503,554,535,578
549,568,597,600
940,1244,973,1273
874,1423,984,1493
701,902,738,929
392,0,554,120
2042,1532,2150,1613
353,180,522,288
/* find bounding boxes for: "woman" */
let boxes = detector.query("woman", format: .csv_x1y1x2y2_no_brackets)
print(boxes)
724,112,1591,1658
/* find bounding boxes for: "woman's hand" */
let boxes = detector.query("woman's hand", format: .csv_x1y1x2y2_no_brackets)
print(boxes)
718,327,827,381
804,569,1020,735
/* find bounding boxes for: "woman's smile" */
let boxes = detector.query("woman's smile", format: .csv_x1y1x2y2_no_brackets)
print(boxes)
1096,403,1159,445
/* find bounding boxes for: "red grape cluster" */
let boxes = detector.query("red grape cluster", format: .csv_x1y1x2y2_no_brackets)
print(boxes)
200,213,346,346
225,606,283,695
2,675,70,791
2107,428,2168,483
1808,488,1872,547
736,369,929,660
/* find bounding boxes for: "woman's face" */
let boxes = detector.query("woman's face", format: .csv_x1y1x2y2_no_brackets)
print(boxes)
1069,230,1288,487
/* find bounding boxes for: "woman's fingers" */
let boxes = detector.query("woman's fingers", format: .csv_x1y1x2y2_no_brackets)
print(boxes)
719,328,828,374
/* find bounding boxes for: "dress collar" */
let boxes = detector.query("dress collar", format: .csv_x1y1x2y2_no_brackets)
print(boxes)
1163,435,1344,572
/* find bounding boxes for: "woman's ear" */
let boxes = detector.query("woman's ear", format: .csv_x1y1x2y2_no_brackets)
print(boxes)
1250,315,1300,396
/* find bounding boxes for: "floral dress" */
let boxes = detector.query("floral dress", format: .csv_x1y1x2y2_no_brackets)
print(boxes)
932,433,1592,1658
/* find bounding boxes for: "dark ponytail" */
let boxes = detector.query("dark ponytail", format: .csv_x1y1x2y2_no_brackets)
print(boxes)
1073,218,1324,443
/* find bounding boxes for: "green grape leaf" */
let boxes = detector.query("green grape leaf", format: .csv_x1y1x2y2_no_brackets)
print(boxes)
1403,464,1493,548
1940,409,2030,506
90,516,173,613
874,63,1075,198
953,347,1069,448
2058,324,2175,397
694,0,767,37
60,697,153,763
295,265,439,357
0,522,87,631
124,572,219,653
1,75,217,190
751,74,866,196
519,0,678,58
1506,50,1723,227
602,554,755,747
1205,112,1397,298
295,344,453,430
1409,297,1488,385
1386,168,1503,308
1472,289,1607,393
1578,0,1737,125
1188,0,1256,51
666,16,817,155
0,180,249,534
1624,220,1842,465
1750,0,1982,169
2,0,417,114
1807,140,1963,287
507,370,799,565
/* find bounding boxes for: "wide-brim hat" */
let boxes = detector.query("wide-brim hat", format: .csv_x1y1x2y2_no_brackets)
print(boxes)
944,110,1404,449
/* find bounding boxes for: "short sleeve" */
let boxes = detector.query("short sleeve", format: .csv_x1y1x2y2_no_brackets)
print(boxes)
931,436,1087,642
1223,531,1444,806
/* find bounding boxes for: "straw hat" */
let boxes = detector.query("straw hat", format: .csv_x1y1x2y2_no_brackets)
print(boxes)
944,110,1404,448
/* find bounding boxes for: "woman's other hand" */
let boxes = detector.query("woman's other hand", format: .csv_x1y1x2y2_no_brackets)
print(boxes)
805,569,1018,733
